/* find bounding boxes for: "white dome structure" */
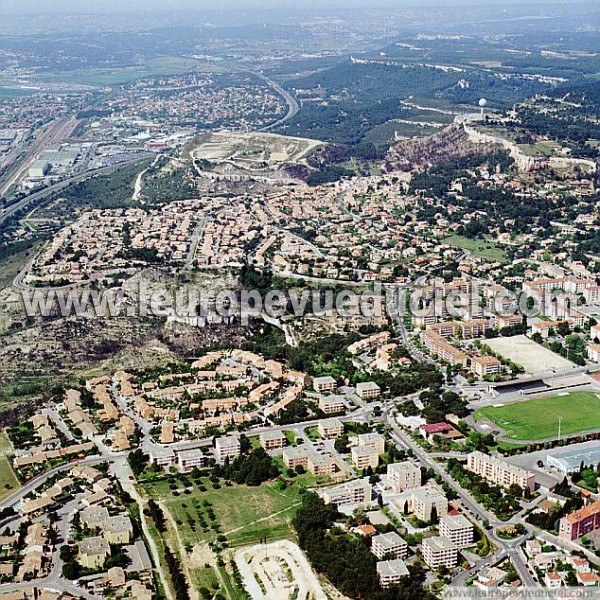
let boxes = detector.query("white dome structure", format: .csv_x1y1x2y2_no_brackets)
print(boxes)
478,98,488,121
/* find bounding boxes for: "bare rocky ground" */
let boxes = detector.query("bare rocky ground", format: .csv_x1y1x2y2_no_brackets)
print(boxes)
0,314,249,387
0,268,251,396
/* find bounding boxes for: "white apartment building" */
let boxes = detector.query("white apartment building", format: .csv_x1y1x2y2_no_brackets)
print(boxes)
467,451,535,493
357,433,386,455
352,446,379,470
215,435,241,464
422,536,458,569
387,461,421,493
320,479,372,507
371,532,408,560
439,514,474,548
148,446,176,470
392,484,448,522
583,286,600,305
587,344,600,363
377,559,409,588
177,449,208,473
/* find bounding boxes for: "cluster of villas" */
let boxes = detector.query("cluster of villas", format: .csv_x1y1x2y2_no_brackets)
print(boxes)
1,462,154,598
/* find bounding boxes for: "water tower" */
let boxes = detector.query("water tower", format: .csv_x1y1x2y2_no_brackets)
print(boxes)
479,98,488,121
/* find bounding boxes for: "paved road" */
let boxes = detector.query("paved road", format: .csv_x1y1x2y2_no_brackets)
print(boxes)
185,217,206,269
386,412,537,587
252,71,299,132
0,117,79,197
0,155,149,227
0,453,122,511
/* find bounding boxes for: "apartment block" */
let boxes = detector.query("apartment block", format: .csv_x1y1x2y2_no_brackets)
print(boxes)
387,461,421,493
260,431,287,451
495,314,523,329
318,418,344,439
426,319,489,339
583,286,600,305
307,454,338,477
148,445,176,470
355,381,381,399
472,355,502,378
371,532,408,560
313,376,337,393
377,559,409,588
215,435,241,464
318,395,347,414
352,446,379,470
283,446,309,470
422,536,458,569
559,500,600,541
421,330,468,367
320,479,372,507
467,451,535,493
357,432,386,455
283,445,340,478
439,514,474,548
177,448,208,473
391,484,448,523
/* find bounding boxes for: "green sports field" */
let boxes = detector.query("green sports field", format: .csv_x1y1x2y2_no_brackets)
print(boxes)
474,391,600,441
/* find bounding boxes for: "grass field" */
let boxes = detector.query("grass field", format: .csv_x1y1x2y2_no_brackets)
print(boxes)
0,433,19,501
141,472,323,549
141,473,323,599
475,391,600,441
0,87,36,99
443,234,508,263
35,57,217,87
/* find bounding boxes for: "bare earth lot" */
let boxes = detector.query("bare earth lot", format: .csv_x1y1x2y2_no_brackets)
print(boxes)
191,131,322,165
235,539,327,600
485,335,575,375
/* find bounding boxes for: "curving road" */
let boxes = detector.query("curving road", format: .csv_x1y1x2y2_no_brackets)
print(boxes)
0,156,149,228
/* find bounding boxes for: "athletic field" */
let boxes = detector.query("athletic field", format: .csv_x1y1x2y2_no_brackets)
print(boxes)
474,391,600,441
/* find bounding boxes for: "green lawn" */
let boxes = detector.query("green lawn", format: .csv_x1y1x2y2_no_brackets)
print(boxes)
474,391,600,441
142,476,310,548
0,431,14,455
0,87,35,99
0,456,20,501
443,235,508,263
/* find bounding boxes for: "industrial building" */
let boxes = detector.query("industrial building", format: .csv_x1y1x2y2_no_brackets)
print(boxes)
547,445,600,475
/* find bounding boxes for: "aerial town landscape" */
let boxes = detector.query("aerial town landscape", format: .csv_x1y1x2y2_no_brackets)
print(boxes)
0,0,599,598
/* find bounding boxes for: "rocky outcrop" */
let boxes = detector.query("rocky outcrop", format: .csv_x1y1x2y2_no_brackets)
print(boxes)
384,123,500,172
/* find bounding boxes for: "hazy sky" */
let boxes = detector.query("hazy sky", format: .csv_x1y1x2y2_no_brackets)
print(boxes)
0,0,588,13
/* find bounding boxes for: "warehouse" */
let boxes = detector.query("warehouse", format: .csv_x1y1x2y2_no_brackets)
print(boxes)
547,445,600,475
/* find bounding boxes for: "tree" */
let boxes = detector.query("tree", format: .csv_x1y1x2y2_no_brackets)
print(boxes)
128,449,149,477
430,505,438,525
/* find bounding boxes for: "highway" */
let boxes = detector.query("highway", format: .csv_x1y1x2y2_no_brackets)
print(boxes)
0,155,149,228
252,71,299,132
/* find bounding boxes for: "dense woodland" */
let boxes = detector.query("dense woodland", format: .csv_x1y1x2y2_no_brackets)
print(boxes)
294,492,434,600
